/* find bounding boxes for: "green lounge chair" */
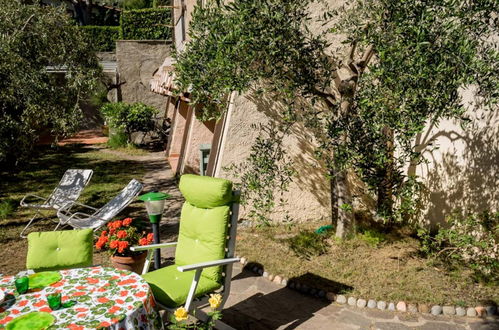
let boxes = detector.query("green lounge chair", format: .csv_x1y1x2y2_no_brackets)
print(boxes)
131,174,240,328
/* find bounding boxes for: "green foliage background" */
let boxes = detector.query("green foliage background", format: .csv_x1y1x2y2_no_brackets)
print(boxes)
0,0,101,165
120,8,172,40
80,26,120,51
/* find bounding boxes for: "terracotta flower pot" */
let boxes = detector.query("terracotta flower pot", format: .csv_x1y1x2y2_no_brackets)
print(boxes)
111,252,147,274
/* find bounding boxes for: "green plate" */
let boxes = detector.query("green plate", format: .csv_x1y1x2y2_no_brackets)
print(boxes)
28,272,62,289
6,312,55,330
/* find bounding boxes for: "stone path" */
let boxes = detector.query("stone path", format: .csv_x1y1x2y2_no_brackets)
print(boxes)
222,264,499,330
118,147,498,330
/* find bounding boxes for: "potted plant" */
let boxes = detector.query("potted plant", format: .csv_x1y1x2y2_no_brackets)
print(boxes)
95,218,154,274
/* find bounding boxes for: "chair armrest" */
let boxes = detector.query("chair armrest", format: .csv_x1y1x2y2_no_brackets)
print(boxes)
177,257,240,272
69,201,98,211
130,242,178,252
20,194,48,207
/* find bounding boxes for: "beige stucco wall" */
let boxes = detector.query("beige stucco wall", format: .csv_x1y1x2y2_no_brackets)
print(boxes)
412,93,499,226
116,40,171,111
179,0,497,225
217,94,332,223
181,113,216,175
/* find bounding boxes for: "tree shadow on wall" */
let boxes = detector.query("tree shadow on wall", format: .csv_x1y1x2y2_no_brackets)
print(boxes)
410,110,498,227
245,92,332,212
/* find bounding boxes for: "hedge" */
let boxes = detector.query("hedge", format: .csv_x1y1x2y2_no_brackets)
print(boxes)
153,0,170,7
80,25,120,51
120,8,171,40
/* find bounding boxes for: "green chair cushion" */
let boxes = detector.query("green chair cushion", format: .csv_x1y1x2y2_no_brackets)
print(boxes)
175,202,230,283
26,229,93,272
142,264,222,308
179,174,233,209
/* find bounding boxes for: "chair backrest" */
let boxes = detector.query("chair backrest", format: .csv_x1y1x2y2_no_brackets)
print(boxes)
175,174,236,284
26,229,93,272
46,169,93,209
93,179,143,224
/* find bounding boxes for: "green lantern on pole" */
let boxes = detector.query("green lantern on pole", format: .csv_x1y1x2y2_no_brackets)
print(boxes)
139,191,170,270
138,191,170,224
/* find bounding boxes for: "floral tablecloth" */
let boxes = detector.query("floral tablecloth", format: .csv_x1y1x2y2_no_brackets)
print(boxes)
0,267,162,329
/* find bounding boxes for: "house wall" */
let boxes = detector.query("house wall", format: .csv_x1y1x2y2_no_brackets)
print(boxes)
116,40,171,111
217,94,332,223
164,0,497,225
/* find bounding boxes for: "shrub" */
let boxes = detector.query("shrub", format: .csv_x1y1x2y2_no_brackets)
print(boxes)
100,102,158,144
0,199,17,220
120,8,171,40
418,211,499,283
357,229,386,248
288,230,329,260
153,0,169,7
79,26,120,51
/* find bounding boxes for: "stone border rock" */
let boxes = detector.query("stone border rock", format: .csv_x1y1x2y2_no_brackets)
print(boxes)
237,256,498,319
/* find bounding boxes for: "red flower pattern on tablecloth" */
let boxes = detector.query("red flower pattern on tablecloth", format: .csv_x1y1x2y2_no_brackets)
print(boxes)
0,267,160,329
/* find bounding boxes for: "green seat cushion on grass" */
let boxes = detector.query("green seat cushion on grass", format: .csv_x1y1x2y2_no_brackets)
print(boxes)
175,202,230,283
26,229,93,272
142,264,222,307
179,174,233,209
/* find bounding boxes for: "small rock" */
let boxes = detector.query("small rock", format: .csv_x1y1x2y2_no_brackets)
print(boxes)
442,306,456,315
357,299,367,308
485,306,497,316
418,304,430,313
377,301,387,310
263,271,269,278
326,292,336,302
431,305,443,315
456,307,466,316
273,275,281,284
309,288,317,296
388,303,396,311
240,257,247,265
257,269,264,276
318,290,326,298
252,266,258,273
268,274,274,281
475,306,486,317
466,307,477,317
408,304,418,313
336,295,347,304
396,301,407,312
281,279,287,286
367,299,376,308
348,297,357,306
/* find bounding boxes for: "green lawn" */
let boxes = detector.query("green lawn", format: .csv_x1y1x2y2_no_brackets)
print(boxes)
0,144,148,274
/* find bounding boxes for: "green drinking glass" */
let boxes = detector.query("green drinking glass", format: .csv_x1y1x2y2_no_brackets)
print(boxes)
14,277,29,294
47,292,62,311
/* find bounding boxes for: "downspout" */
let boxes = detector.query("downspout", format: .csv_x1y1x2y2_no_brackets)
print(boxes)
213,92,237,177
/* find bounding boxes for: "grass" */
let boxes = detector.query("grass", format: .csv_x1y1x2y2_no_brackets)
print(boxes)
235,220,499,306
0,144,148,275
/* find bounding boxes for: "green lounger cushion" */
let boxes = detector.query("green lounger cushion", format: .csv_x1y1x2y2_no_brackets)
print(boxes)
143,264,222,307
179,174,233,209
175,202,230,283
26,229,93,272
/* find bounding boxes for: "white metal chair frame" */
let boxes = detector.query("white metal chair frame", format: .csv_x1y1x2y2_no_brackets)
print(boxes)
131,191,240,330
55,179,143,232
19,169,93,238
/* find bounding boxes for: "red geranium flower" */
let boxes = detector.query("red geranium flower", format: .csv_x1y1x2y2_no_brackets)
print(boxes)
146,233,154,244
123,218,133,226
109,240,119,249
117,241,129,253
116,230,127,239
139,238,148,246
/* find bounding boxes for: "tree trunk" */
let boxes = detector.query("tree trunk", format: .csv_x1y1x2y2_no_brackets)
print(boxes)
377,125,394,218
332,169,354,238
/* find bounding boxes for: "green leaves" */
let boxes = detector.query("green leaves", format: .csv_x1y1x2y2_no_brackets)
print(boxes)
120,8,172,40
0,0,101,165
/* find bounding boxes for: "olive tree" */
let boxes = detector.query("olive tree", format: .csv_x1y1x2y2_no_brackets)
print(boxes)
174,0,498,237
0,0,101,166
